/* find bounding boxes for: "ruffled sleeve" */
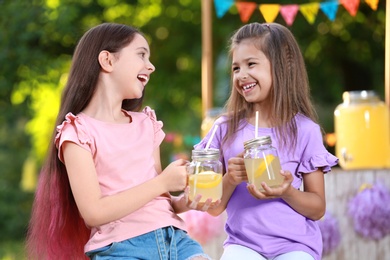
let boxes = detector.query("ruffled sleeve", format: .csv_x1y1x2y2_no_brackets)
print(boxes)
297,153,339,174
295,117,339,174
142,106,165,147
55,112,93,163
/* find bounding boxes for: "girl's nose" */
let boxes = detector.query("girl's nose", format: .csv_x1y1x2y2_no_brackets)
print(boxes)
239,72,248,80
147,61,155,72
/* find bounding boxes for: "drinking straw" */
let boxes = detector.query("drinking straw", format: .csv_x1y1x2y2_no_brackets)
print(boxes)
195,125,218,175
263,151,272,180
255,111,259,139
254,111,259,158
205,124,219,150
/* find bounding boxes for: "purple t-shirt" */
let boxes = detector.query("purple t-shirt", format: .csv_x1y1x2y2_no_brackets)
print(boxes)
195,114,338,260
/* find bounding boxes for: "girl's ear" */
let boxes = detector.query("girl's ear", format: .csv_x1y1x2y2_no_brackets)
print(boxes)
98,50,114,72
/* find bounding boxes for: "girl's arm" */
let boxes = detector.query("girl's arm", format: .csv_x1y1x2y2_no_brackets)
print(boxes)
248,169,326,220
207,155,248,216
153,146,163,174
152,147,206,214
171,154,248,215
63,141,188,228
171,187,222,214
171,155,246,216
284,170,326,220
152,148,194,214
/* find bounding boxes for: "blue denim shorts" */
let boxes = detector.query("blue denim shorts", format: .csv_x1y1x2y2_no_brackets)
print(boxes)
86,226,211,260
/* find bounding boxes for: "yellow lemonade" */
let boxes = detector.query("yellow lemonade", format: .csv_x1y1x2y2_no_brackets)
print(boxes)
188,171,222,202
334,92,390,169
244,155,283,191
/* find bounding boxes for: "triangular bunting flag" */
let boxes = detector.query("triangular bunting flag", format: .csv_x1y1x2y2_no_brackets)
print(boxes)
214,0,234,18
300,2,320,24
365,0,379,10
280,5,299,26
213,0,379,25
259,4,280,23
320,1,339,21
236,2,258,23
340,0,360,16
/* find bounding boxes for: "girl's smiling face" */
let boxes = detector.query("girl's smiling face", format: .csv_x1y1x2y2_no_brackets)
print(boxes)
111,33,155,100
231,39,272,105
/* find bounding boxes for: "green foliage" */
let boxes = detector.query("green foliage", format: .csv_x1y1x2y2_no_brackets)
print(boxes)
0,189,31,241
0,0,386,245
0,240,26,259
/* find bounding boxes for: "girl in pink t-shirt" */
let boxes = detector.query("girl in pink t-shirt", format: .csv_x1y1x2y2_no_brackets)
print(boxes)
26,23,215,260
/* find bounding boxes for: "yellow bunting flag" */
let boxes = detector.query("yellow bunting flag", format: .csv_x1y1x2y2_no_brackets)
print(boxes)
236,2,257,23
300,2,320,24
365,0,379,10
259,4,280,23
340,0,360,16
280,4,299,26
214,0,379,25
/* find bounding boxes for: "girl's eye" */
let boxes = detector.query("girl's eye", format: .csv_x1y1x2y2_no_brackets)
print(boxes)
139,52,146,58
232,66,239,72
248,62,256,66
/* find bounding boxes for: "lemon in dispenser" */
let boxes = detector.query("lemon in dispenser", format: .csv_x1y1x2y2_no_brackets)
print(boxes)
334,90,390,169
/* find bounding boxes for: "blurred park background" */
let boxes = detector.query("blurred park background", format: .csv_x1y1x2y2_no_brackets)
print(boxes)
0,0,386,258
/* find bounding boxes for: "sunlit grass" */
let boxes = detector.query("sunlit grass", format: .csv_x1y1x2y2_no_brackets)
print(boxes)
0,241,26,260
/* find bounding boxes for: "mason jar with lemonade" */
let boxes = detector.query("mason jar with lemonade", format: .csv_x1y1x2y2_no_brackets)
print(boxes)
187,148,223,203
243,135,283,191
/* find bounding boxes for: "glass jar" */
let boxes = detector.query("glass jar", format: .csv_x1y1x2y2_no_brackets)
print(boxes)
334,90,390,169
243,135,283,191
187,148,223,202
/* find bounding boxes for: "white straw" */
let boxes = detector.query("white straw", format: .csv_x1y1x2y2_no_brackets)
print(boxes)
255,111,259,138
263,151,271,180
205,125,219,150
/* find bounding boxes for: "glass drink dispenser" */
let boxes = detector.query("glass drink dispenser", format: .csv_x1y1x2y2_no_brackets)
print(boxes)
334,90,390,169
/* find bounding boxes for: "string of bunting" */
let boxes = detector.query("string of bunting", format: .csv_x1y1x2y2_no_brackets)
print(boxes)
214,0,379,25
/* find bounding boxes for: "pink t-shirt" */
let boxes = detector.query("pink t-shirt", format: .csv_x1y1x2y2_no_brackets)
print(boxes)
55,106,186,252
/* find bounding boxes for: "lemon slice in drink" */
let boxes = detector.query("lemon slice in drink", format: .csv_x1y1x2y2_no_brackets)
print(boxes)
189,171,222,189
255,154,275,178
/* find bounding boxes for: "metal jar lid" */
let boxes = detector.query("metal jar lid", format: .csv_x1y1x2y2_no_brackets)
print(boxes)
191,148,220,160
243,135,272,150
342,90,379,104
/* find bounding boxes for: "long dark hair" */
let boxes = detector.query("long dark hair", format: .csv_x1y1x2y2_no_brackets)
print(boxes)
26,23,144,260
223,22,318,151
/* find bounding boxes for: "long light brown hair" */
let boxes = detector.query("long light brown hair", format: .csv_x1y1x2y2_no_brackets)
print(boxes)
223,22,318,151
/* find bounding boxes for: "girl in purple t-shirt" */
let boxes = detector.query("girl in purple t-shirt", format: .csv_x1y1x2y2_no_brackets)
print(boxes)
196,23,338,260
